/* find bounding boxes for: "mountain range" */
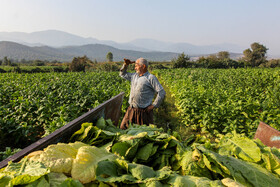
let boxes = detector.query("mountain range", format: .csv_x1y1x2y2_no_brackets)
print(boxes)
0,41,180,62
0,30,245,61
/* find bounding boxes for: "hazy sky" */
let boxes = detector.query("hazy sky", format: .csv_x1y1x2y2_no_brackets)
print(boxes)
0,0,279,55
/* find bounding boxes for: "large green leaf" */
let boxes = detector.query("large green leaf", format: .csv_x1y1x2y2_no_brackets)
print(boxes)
58,178,84,187
128,163,156,180
179,148,214,179
0,175,12,187
125,125,163,136
260,147,280,176
111,142,131,157
96,117,106,129
70,123,93,142
125,141,140,160
96,160,136,183
221,178,245,187
96,159,172,185
23,176,49,187
23,172,84,187
136,143,154,161
198,145,280,187
0,158,50,186
138,180,164,187
218,133,261,162
167,174,224,187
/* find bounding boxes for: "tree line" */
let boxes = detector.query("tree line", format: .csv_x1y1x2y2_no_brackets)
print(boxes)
1,43,280,73
67,43,280,72
171,42,280,69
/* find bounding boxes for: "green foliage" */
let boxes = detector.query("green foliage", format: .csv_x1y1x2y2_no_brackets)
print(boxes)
106,52,113,62
218,133,280,176
154,68,280,137
243,42,268,67
70,121,178,170
52,66,67,72
0,68,6,73
93,62,119,72
69,119,121,147
196,55,241,69
1,65,68,73
0,72,130,154
217,51,230,60
33,60,45,66
69,56,92,72
151,64,169,70
172,52,191,68
1,120,280,186
0,157,83,186
260,59,280,68
0,157,50,186
2,56,11,66
6,66,60,73
195,145,280,186
0,147,21,161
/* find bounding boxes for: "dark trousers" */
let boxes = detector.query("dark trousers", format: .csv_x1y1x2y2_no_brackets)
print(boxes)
120,106,153,129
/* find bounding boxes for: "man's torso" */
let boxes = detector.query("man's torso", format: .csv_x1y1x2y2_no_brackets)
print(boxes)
129,72,155,108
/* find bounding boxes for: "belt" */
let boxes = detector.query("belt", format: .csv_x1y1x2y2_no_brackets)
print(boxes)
130,105,145,109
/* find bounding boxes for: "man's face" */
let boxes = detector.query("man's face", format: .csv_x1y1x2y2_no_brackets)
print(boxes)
135,60,144,74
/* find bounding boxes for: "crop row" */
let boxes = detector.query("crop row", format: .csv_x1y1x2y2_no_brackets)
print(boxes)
0,72,130,151
154,68,280,137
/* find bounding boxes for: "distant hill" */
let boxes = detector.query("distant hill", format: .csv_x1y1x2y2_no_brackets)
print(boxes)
128,38,245,55
0,30,249,61
0,30,150,52
0,41,179,62
0,30,246,55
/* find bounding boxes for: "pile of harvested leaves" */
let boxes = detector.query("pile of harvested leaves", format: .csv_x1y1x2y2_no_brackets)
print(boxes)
1,117,279,186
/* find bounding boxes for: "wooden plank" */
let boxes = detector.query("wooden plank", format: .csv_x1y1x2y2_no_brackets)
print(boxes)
0,92,125,169
254,121,280,148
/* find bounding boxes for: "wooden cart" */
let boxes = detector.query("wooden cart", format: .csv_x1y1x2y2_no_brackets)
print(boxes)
0,92,125,169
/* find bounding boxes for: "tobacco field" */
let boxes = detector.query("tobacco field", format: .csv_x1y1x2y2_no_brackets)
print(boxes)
154,68,280,137
0,72,130,153
0,68,280,186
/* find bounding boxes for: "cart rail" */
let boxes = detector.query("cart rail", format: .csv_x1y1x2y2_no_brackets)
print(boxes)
254,121,280,148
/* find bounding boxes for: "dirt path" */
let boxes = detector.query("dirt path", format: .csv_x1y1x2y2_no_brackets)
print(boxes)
153,79,194,140
153,82,180,128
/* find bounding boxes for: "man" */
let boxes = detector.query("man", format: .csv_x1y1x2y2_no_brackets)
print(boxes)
119,57,166,129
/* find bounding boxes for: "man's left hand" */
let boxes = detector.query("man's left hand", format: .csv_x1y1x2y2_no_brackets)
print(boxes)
146,105,154,112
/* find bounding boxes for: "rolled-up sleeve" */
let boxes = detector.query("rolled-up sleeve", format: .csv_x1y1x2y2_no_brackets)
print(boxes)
120,64,132,81
150,75,166,108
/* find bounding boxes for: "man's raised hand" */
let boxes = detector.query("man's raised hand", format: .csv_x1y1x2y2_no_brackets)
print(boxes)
124,58,135,65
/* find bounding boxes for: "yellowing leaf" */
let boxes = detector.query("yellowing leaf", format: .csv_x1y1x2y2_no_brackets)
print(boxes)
27,142,88,174
71,146,117,184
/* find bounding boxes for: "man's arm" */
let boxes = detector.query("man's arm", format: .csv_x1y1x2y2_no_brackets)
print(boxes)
150,75,166,108
153,88,166,108
119,59,134,81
